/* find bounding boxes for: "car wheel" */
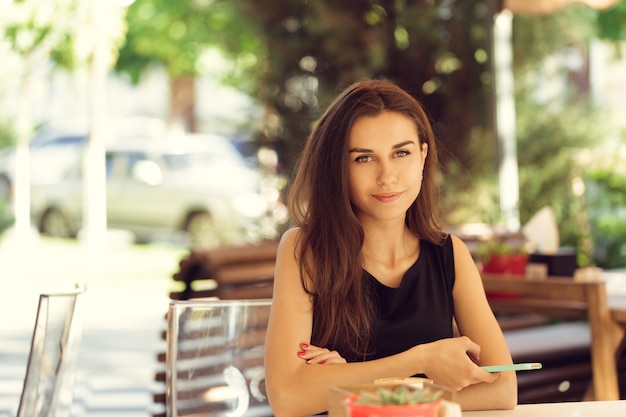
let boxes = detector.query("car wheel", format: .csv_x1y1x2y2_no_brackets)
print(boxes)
40,208,73,238
185,212,220,249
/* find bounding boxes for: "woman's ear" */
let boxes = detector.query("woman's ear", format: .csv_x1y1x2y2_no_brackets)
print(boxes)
421,142,428,160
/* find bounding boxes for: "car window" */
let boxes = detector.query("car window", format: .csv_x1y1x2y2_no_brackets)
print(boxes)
105,154,115,178
106,152,130,179
163,153,215,170
163,149,244,170
125,152,149,176
33,134,85,149
106,151,148,179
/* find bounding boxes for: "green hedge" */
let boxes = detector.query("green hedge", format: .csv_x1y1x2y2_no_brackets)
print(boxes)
585,170,626,268
0,120,16,236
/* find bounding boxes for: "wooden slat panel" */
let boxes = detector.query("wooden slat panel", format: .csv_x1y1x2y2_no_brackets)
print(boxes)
489,299,587,319
482,274,588,301
199,240,279,268
211,262,275,284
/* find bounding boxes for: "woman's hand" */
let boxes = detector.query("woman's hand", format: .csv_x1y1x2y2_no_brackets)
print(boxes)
297,343,347,365
418,336,500,391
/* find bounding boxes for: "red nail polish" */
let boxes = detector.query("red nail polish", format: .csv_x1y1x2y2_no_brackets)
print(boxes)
300,343,308,348
298,351,305,356
319,360,326,364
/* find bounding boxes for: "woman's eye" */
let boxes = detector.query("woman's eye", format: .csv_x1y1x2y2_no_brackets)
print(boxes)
394,150,410,158
354,155,372,163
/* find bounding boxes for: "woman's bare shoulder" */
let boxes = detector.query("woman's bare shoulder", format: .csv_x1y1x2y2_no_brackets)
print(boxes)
277,227,301,254
280,226,301,242
275,227,305,269
449,234,472,258
274,227,312,297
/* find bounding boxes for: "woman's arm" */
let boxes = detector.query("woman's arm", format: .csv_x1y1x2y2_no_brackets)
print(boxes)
264,230,505,417
450,235,518,410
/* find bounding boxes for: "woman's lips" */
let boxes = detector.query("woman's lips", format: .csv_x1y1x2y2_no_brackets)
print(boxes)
373,192,401,203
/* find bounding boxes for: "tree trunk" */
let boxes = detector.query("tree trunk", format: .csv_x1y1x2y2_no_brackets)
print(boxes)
169,75,196,132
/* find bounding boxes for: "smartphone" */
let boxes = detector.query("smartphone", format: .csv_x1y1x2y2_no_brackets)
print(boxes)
481,362,542,373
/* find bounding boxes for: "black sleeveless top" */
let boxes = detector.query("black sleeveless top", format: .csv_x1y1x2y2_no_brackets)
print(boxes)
362,235,456,361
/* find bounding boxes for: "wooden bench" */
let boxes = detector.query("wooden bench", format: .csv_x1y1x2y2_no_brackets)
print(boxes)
482,273,626,402
612,307,626,360
169,240,279,300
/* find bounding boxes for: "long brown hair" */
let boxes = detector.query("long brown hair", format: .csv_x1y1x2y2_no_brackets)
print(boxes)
288,79,446,360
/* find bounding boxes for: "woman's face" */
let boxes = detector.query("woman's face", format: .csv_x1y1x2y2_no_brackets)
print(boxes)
347,111,428,224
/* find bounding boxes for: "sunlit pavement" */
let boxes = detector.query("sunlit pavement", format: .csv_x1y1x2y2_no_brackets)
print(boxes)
0,229,181,417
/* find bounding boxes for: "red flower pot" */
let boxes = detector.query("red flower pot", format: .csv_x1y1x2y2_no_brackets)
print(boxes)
343,395,442,417
483,254,528,300
483,254,528,275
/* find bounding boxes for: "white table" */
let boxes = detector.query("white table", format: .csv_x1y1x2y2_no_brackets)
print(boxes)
463,401,626,416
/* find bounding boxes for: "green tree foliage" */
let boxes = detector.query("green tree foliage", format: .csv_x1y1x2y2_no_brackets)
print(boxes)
239,1,626,247
512,5,598,74
116,0,498,179
116,0,263,129
2,0,89,70
117,0,257,82
237,0,497,181
597,0,626,43
0,119,16,149
0,120,17,233
585,169,626,268
511,4,626,266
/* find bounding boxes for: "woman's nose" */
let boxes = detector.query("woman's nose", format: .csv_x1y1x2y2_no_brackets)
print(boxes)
377,162,397,185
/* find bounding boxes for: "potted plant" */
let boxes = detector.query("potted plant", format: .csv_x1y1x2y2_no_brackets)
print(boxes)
475,239,529,276
342,385,443,417
475,239,530,300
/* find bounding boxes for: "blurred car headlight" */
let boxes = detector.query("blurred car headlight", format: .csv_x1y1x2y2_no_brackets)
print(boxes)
233,192,267,219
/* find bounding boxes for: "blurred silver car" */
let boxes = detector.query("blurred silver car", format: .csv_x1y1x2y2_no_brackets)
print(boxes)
30,132,268,248
0,127,85,203
0,117,168,203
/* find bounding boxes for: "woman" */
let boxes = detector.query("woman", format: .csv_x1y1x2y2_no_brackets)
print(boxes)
264,79,517,417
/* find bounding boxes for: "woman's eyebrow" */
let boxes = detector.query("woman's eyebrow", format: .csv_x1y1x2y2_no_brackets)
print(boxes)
392,140,416,149
348,140,416,153
348,147,371,153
